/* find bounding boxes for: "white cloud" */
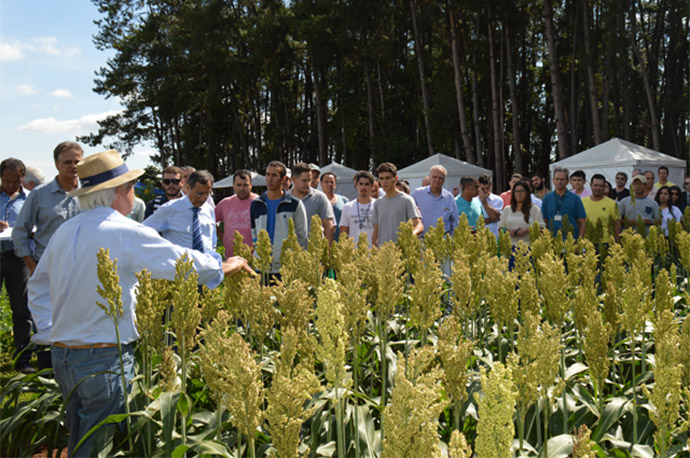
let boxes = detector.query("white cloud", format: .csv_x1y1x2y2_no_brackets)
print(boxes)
17,83,38,95
51,89,74,98
134,149,156,157
30,37,60,55
0,36,81,61
0,39,24,61
18,110,121,135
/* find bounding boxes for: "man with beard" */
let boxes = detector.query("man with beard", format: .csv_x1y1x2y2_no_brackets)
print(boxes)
250,161,308,274
582,173,620,243
215,169,258,259
290,163,335,244
531,172,549,199
610,172,630,201
145,166,183,218
618,175,660,233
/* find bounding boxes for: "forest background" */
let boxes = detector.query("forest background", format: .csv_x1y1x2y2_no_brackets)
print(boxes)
81,0,689,192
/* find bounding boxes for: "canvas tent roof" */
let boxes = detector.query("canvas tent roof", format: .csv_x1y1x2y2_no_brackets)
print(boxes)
319,162,359,200
549,138,686,189
213,170,265,188
397,153,492,191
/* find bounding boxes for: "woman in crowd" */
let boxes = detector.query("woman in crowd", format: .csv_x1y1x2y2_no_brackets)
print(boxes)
669,185,685,212
655,185,682,235
603,180,613,198
498,180,545,246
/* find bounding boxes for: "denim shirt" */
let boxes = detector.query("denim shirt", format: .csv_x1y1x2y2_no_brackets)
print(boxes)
0,187,26,252
12,178,80,260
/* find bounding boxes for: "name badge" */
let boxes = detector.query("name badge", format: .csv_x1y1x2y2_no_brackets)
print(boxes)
554,214,563,222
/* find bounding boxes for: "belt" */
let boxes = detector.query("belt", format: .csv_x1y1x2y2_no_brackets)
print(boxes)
53,342,119,349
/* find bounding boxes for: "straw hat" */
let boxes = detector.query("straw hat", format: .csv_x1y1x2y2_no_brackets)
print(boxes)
68,150,144,197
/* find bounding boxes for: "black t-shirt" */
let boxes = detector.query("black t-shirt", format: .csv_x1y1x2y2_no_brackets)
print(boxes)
610,188,630,202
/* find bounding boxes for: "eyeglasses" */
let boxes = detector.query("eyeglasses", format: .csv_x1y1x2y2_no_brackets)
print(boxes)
162,179,181,185
671,192,680,196
615,176,625,180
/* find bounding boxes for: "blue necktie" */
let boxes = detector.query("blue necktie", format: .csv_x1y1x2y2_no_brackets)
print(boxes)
192,207,204,252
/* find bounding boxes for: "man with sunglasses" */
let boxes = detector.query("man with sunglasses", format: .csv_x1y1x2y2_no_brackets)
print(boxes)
143,170,218,255
610,172,630,202
144,166,183,218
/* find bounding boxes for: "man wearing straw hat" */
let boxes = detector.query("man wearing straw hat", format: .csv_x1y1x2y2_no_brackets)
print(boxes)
28,150,252,457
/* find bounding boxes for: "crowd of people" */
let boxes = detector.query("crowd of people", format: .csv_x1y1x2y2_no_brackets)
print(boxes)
1,142,689,455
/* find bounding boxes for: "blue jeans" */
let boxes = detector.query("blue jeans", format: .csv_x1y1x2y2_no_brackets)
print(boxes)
51,344,134,457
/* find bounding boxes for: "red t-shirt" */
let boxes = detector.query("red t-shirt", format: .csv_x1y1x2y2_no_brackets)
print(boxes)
214,193,258,258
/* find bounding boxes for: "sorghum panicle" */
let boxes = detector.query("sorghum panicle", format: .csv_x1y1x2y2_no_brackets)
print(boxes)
199,311,264,438
474,362,517,458
382,349,447,458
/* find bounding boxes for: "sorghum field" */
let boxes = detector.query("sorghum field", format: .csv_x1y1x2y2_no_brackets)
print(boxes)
2,214,690,458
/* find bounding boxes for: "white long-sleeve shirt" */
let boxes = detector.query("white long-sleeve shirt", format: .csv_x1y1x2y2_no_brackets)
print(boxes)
28,206,224,346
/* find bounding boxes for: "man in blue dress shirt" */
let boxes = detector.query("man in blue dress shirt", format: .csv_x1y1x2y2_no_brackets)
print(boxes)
143,170,219,258
541,167,587,240
28,150,251,457
411,165,458,235
13,141,83,370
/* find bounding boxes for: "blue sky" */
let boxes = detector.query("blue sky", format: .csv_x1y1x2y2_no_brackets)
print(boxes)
0,0,155,180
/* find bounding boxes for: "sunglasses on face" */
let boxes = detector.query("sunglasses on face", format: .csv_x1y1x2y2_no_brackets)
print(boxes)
671,192,680,196
162,179,181,185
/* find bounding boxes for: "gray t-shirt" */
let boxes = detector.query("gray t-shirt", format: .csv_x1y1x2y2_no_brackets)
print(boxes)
618,195,660,223
373,192,421,244
293,188,335,232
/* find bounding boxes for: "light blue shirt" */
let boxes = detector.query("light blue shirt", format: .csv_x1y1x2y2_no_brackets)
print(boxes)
474,193,503,237
143,195,219,259
12,177,80,260
411,186,458,235
455,194,483,228
28,207,224,346
1,186,27,252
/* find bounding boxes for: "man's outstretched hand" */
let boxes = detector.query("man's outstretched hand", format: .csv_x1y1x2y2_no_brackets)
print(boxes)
221,256,257,277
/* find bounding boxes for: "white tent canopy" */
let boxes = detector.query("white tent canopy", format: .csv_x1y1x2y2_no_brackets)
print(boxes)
397,153,493,191
549,138,686,190
213,170,266,189
319,162,359,200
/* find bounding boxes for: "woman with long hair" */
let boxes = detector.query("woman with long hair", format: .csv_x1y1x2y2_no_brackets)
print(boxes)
498,180,545,246
669,185,684,211
654,185,682,235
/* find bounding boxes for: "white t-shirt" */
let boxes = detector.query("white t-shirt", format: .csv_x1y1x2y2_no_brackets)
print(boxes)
498,205,545,246
339,199,375,246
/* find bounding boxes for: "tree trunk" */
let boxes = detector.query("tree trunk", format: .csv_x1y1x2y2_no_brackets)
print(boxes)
543,0,569,158
487,12,504,191
313,66,328,165
582,0,602,144
365,61,376,163
504,19,523,174
409,0,435,156
470,36,483,167
447,2,475,163
376,58,385,126
630,0,660,150
569,10,580,156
